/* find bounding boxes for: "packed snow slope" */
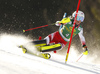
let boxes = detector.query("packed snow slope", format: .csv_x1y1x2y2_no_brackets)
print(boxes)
0,34,100,74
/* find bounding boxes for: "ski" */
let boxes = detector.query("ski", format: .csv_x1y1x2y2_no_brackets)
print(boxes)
18,45,51,59
18,45,27,53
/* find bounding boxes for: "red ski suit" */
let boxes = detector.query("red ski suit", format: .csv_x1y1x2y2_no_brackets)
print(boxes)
45,31,68,49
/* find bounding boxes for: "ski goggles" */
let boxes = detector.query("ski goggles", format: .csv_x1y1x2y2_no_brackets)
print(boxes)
76,16,84,22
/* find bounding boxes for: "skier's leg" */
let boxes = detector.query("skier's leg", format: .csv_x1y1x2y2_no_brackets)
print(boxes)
42,31,68,52
38,31,62,52
44,32,57,45
32,31,58,46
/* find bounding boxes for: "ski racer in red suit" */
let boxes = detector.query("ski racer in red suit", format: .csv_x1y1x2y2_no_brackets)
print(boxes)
33,10,88,55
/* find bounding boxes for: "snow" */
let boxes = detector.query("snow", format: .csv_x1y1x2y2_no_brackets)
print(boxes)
0,34,100,74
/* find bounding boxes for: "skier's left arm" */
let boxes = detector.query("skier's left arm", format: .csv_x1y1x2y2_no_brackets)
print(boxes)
78,28,88,55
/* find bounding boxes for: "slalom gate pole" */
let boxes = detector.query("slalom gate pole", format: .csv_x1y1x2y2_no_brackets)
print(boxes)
23,23,55,32
65,0,81,63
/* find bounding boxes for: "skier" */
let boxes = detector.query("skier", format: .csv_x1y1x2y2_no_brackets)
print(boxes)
33,10,88,56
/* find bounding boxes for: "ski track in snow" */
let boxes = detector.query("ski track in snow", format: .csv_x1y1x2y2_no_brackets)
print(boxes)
0,34,100,74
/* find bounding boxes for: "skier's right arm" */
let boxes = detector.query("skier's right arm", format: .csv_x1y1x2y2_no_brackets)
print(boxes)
55,17,71,26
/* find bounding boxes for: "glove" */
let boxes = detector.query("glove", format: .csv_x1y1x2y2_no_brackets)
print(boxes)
55,21,61,26
83,45,88,55
83,48,88,55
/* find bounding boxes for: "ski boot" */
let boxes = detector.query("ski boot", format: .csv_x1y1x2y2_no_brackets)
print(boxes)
19,45,27,53
38,44,61,52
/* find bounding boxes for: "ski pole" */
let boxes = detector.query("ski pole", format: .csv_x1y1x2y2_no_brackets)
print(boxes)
76,53,84,62
65,0,81,63
23,23,55,32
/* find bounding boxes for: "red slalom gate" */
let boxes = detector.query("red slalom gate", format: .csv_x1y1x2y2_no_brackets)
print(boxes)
65,0,81,63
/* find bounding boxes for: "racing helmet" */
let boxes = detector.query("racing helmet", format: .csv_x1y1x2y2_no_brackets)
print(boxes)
72,10,85,22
